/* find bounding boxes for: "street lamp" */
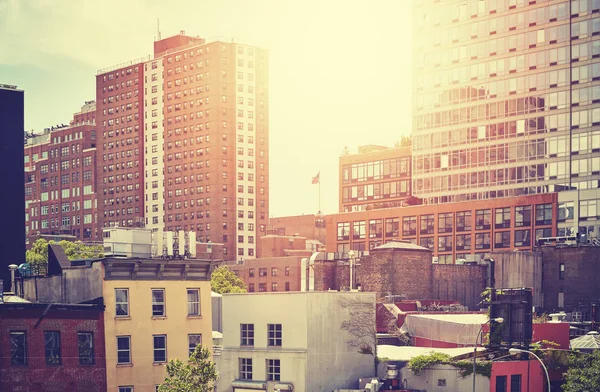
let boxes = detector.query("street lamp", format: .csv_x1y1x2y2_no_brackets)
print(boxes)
472,317,504,392
508,348,551,392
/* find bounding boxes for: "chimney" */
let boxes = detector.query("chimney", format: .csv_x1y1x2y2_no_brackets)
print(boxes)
8,264,18,293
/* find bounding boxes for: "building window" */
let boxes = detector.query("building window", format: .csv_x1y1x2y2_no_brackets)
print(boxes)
385,217,400,237
78,332,94,365
455,234,471,251
188,334,202,356
117,336,131,364
535,228,552,241
248,283,255,292
259,268,267,277
268,324,282,346
240,358,253,380
495,375,507,392
420,214,434,234
510,374,522,392
241,324,254,346
535,204,553,225
187,289,200,316
495,232,511,249
514,230,531,247
402,216,417,237
266,359,281,381
369,219,383,238
438,213,453,233
259,283,266,292
438,235,453,252
118,387,133,392
153,335,167,363
271,267,278,276
456,211,472,231
115,288,129,317
152,289,165,317
475,233,491,249
285,266,290,276
337,222,350,240
475,209,491,230
10,331,27,365
271,282,278,291
285,282,290,291
515,206,532,227
420,237,435,250
353,220,366,239
495,208,511,229
559,263,565,280
44,331,61,365
249,268,255,277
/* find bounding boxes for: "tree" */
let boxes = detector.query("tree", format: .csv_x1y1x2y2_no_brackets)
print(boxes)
339,297,378,375
25,238,103,266
562,350,600,392
158,345,218,392
340,145,350,157
394,135,412,148
210,265,247,294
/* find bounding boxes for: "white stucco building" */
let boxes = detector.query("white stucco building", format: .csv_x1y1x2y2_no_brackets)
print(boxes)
217,291,376,392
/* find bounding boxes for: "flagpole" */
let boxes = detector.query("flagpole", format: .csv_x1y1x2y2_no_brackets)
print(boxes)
318,177,321,214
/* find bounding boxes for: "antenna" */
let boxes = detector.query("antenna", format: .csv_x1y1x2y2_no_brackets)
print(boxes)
157,18,161,40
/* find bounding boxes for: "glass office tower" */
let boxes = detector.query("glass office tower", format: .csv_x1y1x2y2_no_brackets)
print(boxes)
412,0,600,205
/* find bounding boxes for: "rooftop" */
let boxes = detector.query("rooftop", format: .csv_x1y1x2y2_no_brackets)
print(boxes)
377,345,479,362
373,241,430,252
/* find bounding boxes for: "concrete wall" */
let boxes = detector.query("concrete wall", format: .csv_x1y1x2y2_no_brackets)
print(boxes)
103,278,213,392
492,251,543,308
397,364,489,392
22,263,104,304
306,292,376,391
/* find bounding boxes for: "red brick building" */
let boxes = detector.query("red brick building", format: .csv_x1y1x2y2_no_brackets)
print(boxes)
96,32,269,260
268,213,327,245
0,301,106,392
227,256,304,293
339,145,412,213
24,102,100,245
326,193,557,264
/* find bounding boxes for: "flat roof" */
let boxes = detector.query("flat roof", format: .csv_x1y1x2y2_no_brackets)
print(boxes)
378,345,480,361
407,313,488,325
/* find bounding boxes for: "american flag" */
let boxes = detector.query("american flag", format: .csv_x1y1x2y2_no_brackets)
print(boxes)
311,172,320,184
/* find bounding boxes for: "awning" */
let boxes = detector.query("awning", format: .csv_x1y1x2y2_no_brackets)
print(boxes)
232,380,267,390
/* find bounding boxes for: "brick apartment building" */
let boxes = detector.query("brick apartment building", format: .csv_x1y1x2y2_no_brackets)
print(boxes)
96,32,269,260
268,214,327,246
0,300,107,392
339,144,412,213
24,101,100,244
326,192,557,264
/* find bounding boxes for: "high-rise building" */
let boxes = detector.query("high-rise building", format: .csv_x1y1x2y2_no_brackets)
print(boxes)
96,33,270,260
24,102,99,244
412,1,600,206
0,84,24,290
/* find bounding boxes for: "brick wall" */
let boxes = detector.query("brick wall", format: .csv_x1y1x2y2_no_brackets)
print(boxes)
432,264,486,309
0,306,106,392
541,246,600,313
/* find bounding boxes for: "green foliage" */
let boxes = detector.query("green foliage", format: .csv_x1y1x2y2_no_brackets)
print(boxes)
533,313,550,323
562,350,600,392
409,352,492,378
26,238,103,266
409,352,453,375
158,345,218,392
210,266,247,294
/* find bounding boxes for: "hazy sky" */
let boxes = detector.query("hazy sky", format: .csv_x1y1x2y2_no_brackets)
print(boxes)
0,0,413,217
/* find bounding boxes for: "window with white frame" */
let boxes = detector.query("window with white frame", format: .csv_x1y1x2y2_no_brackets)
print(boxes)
153,335,167,363
266,359,281,381
116,336,131,364
268,324,282,346
239,358,253,380
187,289,200,316
240,324,254,346
115,288,129,316
188,334,202,357
152,289,165,316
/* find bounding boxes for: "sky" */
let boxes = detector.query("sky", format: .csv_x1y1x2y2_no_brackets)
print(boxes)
0,0,413,217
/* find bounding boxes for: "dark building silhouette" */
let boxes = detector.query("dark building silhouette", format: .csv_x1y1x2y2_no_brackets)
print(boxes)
0,84,24,291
